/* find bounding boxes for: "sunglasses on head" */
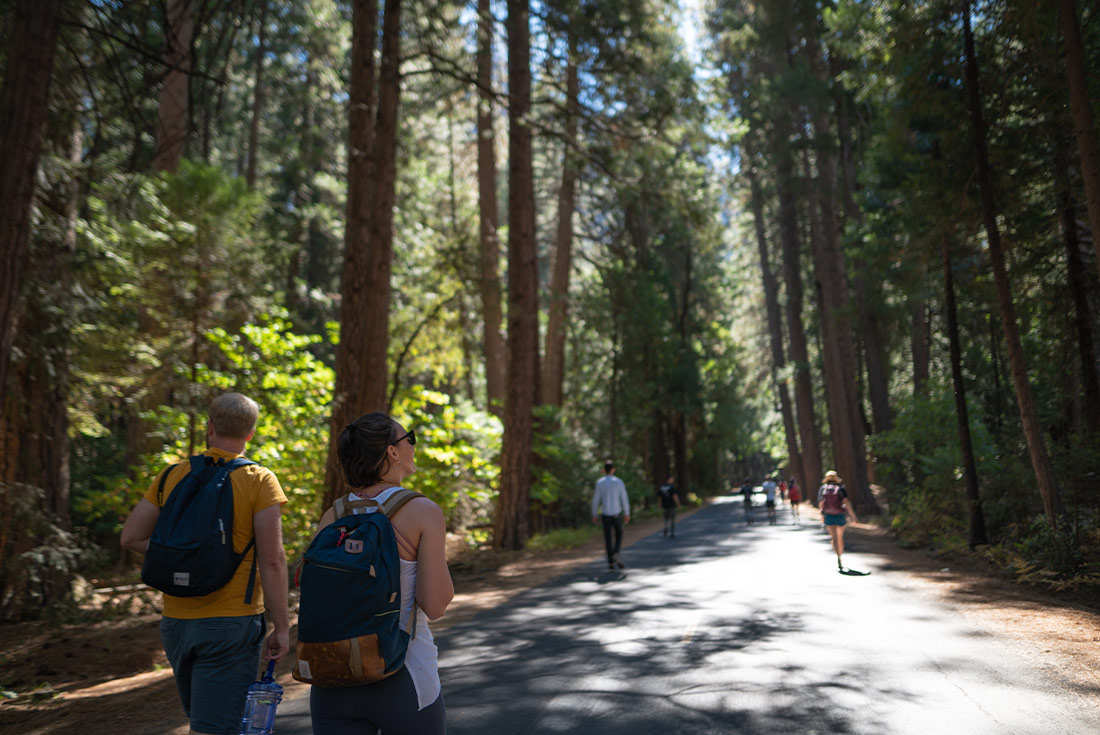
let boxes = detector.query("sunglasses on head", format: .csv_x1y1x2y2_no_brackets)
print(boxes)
393,428,416,446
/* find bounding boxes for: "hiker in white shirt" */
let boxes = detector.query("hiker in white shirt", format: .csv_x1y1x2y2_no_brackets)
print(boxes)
592,461,630,570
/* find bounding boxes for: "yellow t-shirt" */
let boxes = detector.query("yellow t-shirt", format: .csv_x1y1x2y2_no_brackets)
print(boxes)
144,447,287,619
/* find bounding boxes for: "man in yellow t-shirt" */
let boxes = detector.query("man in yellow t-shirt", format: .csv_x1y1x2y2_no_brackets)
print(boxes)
122,393,289,735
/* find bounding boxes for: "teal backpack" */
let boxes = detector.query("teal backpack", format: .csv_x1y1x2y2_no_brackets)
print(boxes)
293,488,422,687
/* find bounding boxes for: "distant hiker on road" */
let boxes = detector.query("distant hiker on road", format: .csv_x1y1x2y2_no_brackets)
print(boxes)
788,477,802,522
121,392,289,735
657,475,681,538
818,470,858,571
308,412,454,735
739,478,754,525
762,477,778,525
593,461,631,570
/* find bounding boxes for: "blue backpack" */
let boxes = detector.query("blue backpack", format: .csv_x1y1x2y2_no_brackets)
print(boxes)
293,488,423,687
141,455,259,601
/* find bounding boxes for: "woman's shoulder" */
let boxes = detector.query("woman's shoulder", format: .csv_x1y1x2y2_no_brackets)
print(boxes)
394,492,443,523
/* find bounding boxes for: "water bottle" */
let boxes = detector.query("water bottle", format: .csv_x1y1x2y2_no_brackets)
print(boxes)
239,660,283,735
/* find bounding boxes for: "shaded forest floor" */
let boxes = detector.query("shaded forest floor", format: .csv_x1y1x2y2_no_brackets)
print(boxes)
2,502,1099,735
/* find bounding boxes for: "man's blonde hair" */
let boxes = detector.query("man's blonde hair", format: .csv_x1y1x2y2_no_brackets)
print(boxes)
209,393,259,439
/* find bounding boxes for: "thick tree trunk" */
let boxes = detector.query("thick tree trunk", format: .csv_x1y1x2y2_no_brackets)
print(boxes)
0,60,82,621
1056,138,1100,436
747,161,804,489
245,0,268,190
1057,0,1100,288
963,5,1064,527
362,0,401,404
836,114,891,436
801,96,877,513
476,0,506,417
0,0,64,415
942,232,988,548
543,44,579,410
494,0,538,551
152,0,195,172
325,0,380,506
775,143,821,491
834,73,891,436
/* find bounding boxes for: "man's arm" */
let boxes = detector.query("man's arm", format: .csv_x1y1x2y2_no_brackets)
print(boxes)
254,503,289,662
591,482,602,523
120,499,160,554
619,479,630,523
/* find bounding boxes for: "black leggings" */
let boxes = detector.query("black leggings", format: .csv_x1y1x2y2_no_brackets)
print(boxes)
310,667,446,735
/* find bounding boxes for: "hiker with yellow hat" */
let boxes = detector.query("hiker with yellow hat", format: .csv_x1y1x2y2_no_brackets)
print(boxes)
818,470,858,571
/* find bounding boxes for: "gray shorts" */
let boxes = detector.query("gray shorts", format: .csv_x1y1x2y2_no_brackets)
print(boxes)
160,614,265,734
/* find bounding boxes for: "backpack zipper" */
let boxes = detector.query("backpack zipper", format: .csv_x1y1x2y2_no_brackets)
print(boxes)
219,519,226,544
306,559,378,577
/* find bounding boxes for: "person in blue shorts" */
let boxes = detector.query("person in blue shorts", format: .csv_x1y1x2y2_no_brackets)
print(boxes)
817,470,858,571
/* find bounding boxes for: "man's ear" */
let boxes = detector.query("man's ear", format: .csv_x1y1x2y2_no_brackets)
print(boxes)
246,429,256,441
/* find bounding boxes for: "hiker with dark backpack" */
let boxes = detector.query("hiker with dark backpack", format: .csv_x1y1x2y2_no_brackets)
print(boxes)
817,470,858,571
299,412,453,735
121,393,289,735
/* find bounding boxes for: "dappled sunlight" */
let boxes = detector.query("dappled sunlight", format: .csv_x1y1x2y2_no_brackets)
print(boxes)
437,500,1100,734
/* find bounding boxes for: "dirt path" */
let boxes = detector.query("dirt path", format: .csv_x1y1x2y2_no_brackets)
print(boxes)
2,505,1097,735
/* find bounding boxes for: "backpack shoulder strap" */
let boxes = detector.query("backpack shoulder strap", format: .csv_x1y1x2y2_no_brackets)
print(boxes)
156,461,187,506
381,488,424,518
222,457,257,472
332,496,382,520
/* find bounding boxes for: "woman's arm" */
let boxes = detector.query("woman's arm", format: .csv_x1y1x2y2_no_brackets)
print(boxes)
411,499,454,621
844,497,859,523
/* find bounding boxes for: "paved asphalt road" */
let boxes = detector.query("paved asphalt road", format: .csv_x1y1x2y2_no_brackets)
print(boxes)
275,496,1100,734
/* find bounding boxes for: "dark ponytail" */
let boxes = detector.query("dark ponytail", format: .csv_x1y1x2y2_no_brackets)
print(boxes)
337,412,399,488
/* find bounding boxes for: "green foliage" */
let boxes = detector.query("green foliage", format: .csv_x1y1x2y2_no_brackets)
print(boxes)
390,386,502,531
870,385,997,546
199,315,335,552
526,526,600,552
0,484,82,623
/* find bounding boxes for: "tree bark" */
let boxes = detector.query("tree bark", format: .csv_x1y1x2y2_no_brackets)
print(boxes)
476,0,506,417
151,0,195,172
0,52,82,621
325,0,381,506
1056,154,1100,436
775,140,821,491
835,84,891,435
362,0,402,404
543,40,579,410
494,0,538,551
962,4,1064,527
0,0,65,416
942,232,988,548
1057,0,1100,288
747,157,804,489
802,31,877,513
245,0,268,190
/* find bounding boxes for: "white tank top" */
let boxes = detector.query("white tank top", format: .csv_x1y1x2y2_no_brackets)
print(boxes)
345,487,440,710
